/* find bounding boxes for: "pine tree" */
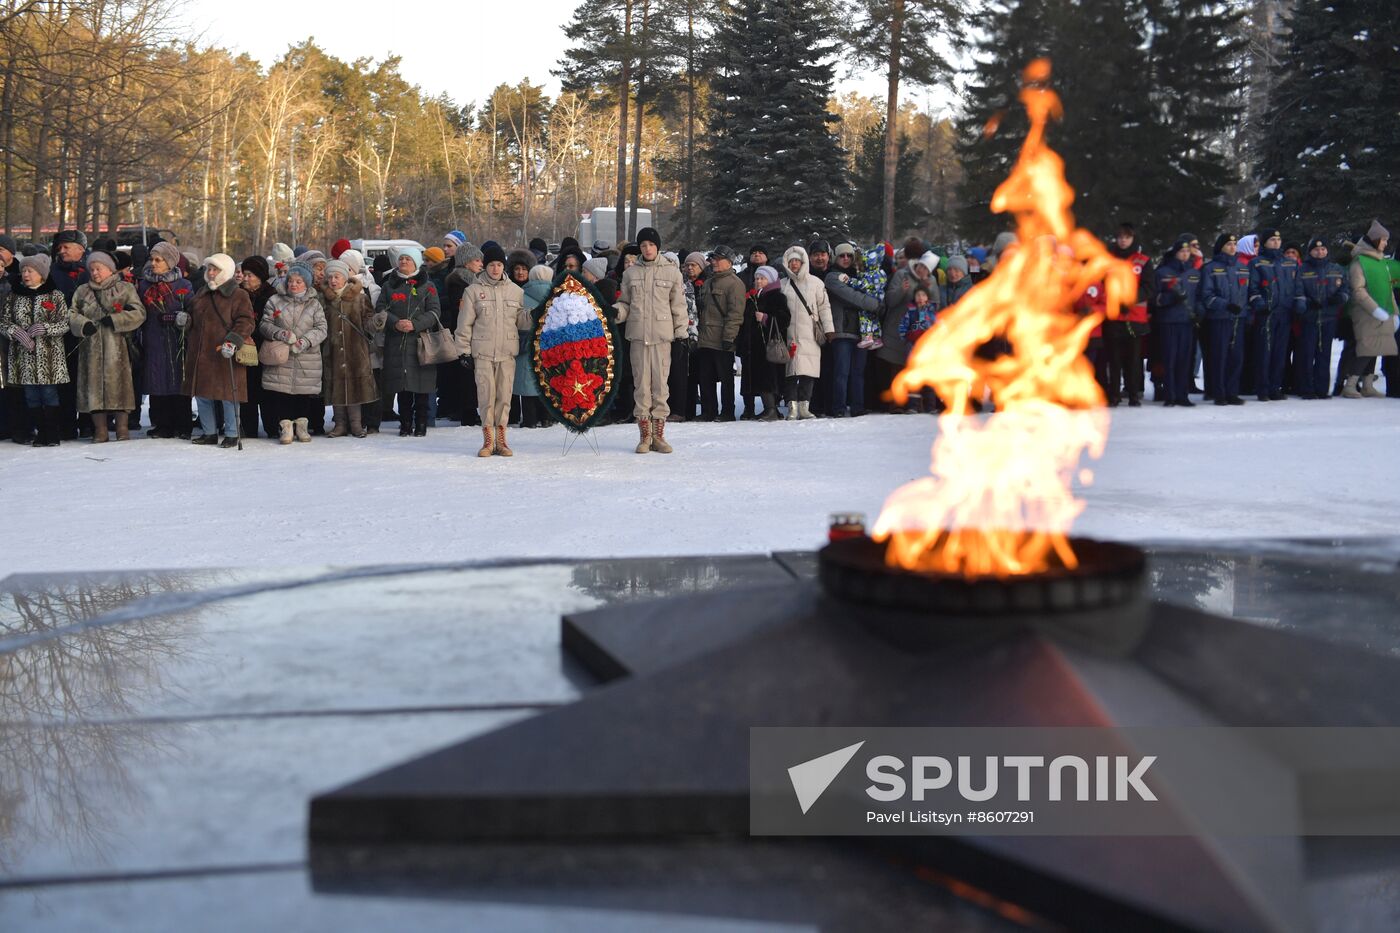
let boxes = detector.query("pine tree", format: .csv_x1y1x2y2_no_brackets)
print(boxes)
700,0,850,248
1256,0,1400,241
850,119,927,241
958,0,1243,247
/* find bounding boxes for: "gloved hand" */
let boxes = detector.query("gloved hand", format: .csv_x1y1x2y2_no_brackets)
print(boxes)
459,354,473,370
175,311,190,327
721,340,734,352
673,329,687,342
27,321,45,338
370,311,388,331
1372,307,1390,323
9,325,34,351
99,314,115,329
81,319,98,337
219,342,236,359
1226,302,1242,315
293,337,309,354
276,328,296,344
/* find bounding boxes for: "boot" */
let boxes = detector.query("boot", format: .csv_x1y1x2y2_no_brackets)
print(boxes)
757,393,780,421
650,418,672,454
635,418,652,454
40,406,63,446
294,417,311,442
797,401,815,420
1341,376,1362,399
495,425,513,457
327,406,349,438
91,413,109,443
785,401,800,421
349,406,366,438
279,419,295,444
1362,374,1385,398
477,426,494,457
114,411,129,441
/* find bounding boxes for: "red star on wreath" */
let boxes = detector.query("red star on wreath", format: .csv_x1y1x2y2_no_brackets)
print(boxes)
549,359,602,412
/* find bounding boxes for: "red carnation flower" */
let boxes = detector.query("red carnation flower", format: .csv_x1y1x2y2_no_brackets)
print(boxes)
392,292,407,302
175,288,189,296
68,270,80,278
41,301,54,310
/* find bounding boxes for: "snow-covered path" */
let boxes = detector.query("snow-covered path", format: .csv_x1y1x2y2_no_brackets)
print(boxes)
3,401,1397,573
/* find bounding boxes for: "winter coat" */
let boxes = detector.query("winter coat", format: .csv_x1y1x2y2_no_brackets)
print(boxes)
942,276,973,308
0,282,70,385
457,273,529,363
696,267,746,352
1198,253,1251,322
138,268,195,396
1347,242,1398,358
1153,258,1203,325
900,303,938,343
1104,241,1153,336
318,281,378,406
182,281,254,402
259,291,328,396
50,256,89,302
68,277,144,411
376,270,441,395
824,266,881,339
780,246,834,379
514,279,552,397
443,265,475,330
1296,257,1350,327
615,254,687,346
1249,249,1304,318
878,268,938,367
741,286,791,394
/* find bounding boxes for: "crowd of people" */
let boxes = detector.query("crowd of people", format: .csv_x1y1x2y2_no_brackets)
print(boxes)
0,217,1395,454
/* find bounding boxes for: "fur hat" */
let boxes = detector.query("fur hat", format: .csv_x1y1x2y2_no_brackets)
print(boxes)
582,257,609,280
507,248,537,275
459,243,483,264
323,259,351,282
53,229,87,249
1366,219,1390,245
150,241,182,270
271,243,295,264
482,242,507,266
284,262,314,290
204,253,237,290
331,238,352,259
529,264,554,283
684,251,706,270
636,226,661,249
19,253,50,280
242,255,270,282
339,249,366,274
445,230,468,249
86,251,117,273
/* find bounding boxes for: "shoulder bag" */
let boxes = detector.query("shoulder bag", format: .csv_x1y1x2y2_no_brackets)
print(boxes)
788,281,826,346
417,309,459,365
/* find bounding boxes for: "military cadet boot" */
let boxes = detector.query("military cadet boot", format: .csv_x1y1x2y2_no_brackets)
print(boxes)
650,418,673,454
495,426,513,457
478,426,495,457
635,419,652,454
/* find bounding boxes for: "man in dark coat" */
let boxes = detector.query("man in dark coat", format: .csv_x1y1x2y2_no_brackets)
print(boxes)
1197,233,1250,406
1248,227,1304,401
1294,236,1350,399
694,244,746,421
824,242,881,417
1153,235,1203,407
1103,223,1153,407
51,230,89,437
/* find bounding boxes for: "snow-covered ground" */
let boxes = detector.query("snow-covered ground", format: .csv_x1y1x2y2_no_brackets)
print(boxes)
3,399,1398,574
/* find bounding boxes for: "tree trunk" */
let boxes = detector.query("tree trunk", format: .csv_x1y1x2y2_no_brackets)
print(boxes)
684,0,695,244
881,0,904,244
614,0,633,244
31,97,51,238
628,0,650,240
1,59,15,234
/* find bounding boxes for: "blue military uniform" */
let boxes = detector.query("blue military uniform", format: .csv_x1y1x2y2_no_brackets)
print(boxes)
1248,228,1304,400
1197,235,1250,405
1293,237,1350,399
1153,239,1203,406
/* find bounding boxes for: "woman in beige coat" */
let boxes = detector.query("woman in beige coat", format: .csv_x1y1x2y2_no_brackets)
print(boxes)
780,245,834,420
259,262,328,443
68,251,145,441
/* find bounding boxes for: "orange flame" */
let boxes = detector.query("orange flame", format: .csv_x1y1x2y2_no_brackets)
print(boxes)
873,60,1137,579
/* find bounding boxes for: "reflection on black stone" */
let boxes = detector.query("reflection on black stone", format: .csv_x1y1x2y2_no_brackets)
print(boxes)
568,556,787,604
0,572,208,873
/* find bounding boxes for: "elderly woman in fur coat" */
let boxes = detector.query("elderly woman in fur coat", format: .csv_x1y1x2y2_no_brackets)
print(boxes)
181,254,254,448
69,251,145,441
138,241,195,438
0,253,71,446
259,262,328,444
318,258,378,437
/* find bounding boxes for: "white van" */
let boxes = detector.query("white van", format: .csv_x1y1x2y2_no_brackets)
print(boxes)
348,239,425,262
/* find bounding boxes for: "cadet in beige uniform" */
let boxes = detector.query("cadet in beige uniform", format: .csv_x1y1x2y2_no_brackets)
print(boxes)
613,227,688,453
457,243,530,457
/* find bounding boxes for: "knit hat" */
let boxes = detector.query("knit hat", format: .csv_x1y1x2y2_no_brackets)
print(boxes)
808,239,831,257
0,234,16,255
390,245,422,274
54,229,87,249
1306,236,1328,253
459,243,483,264
204,253,237,290
339,249,366,274
684,251,706,270
948,255,969,275
528,237,548,257
529,264,554,283
582,257,609,280
86,251,117,273
270,243,295,264
323,259,351,282
1170,234,1194,254
1213,233,1237,255
967,247,988,263
1366,219,1390,245
833,242,857,258
150,241,182,270
293,245,308,257
242,255,270,282
560,236,580,252
331,238,352,259
299,249,327,265
749,243,772,261
19,253,50,280
482,242,507,266
445,230,468,249
753,265,780,288
423,246,446,265
636,226,661,249
285,262,314,290
1257,227,1282,243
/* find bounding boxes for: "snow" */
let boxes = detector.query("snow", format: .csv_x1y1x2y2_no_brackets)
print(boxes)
4,399,1399,574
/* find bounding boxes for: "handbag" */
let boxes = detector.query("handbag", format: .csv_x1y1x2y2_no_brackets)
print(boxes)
417,310,459,365
763,313,791,363
789,282,826,346
258,340,289,366
235,341,259,366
